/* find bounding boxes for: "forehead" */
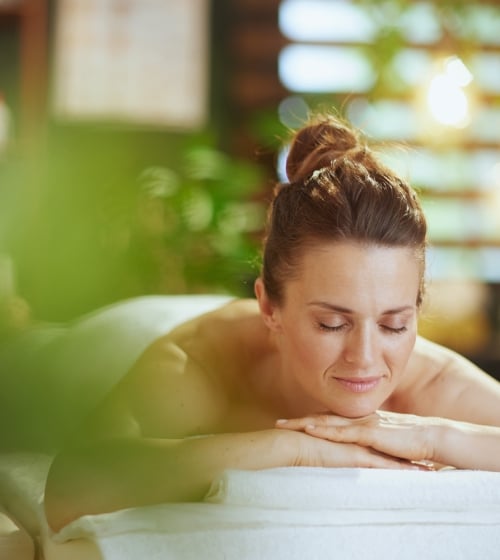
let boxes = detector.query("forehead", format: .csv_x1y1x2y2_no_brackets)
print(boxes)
285,241,421,308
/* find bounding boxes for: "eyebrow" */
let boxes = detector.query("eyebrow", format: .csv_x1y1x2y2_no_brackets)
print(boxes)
307,301,415,316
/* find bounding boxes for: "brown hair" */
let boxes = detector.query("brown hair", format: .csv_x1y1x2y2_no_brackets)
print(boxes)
261,114,427,306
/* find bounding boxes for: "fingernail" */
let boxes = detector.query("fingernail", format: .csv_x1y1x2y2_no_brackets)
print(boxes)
275,419,288,425
306,424,316,431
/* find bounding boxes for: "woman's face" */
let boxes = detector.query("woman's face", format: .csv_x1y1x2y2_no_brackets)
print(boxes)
265,241,421,418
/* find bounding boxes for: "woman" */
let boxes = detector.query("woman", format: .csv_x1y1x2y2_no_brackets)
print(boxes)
45,114,500,531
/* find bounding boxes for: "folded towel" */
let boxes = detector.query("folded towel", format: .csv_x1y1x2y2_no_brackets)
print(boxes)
53,467,500,560
53,467,500,542
89,524,500,560
205,466,500,511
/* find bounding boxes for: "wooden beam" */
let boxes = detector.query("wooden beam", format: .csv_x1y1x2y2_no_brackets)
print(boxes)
19,0,48,148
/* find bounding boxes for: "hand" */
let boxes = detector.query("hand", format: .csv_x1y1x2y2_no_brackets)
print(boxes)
281,427,425,470
277,411,444,468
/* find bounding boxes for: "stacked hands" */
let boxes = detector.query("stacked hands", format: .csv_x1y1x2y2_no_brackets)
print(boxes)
275,411,451,471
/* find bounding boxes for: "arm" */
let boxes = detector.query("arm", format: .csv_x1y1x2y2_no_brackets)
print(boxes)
45,336,258,529
45,428,295,531
276,411,500,471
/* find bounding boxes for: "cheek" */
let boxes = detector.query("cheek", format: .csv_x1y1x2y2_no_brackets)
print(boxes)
287,329,342,370
389,333,417,369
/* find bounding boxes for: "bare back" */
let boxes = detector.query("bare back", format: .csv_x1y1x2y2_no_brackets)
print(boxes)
78,300,280,443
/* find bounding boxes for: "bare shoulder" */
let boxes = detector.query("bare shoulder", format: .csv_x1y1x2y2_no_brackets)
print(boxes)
391,336,500,423
79,299,261,441
407,335,496,386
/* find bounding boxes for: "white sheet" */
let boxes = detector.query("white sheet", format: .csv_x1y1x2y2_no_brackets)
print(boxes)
0,452,51,537
85,524,500,560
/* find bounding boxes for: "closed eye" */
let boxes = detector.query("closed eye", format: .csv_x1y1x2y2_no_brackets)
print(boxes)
380,325,407,334
318,322,348,332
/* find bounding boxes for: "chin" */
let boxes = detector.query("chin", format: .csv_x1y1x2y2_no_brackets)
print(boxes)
329,399,380,419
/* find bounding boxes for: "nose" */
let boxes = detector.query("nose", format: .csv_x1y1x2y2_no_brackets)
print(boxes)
342,324,377,369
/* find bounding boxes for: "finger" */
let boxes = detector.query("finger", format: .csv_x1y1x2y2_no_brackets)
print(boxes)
275,418,316,431
275,415,352,431
346,443,433,470
306,424,431,464
305,423,370,445
350,446,419,470
410,460,438,471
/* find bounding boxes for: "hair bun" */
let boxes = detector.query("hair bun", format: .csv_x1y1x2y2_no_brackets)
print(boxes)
286,115,363,184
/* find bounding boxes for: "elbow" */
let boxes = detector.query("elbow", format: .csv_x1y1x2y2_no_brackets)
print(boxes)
44,492,79,534
44,451,97,533
44,454,81,533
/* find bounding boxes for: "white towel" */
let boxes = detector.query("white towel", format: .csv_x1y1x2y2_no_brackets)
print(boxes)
53,467,500,541
93,524,500,560
50,466,500,560
205,466,500,512
3,453,500,559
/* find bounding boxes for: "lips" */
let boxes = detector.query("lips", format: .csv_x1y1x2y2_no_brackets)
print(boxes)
333,376,382,393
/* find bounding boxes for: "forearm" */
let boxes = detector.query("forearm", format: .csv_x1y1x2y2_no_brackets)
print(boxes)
435,421,500,471
276,411,500,472
45,429,295,531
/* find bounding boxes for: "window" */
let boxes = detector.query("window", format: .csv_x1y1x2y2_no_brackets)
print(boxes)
277,0,500,281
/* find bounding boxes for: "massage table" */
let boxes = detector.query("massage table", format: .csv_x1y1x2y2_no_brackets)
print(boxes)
1,452,500,560
1,295,500,559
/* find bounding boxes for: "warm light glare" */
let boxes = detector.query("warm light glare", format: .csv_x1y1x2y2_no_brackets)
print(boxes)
426,56,473,128
427,75,469,127
445,56,473,87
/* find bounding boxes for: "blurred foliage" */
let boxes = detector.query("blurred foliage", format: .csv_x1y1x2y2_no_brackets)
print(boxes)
353,0,484,99
8,0,492,321
0,126,268,321
129,143,267,298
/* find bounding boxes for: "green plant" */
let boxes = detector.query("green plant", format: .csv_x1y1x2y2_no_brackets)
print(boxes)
130,144,267,297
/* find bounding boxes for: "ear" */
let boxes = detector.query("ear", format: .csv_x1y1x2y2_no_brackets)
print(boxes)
254,277,282,332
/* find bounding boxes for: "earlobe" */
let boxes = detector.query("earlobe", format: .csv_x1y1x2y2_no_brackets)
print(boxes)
254,278,281,332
